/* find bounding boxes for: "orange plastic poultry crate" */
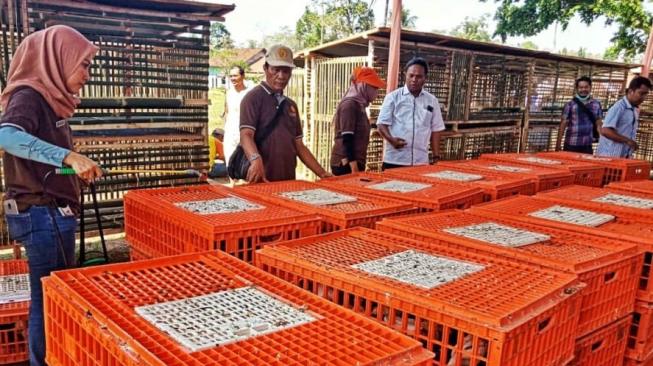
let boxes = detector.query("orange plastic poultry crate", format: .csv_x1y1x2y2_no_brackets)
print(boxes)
383,164,536,202
538,185,653,224
43,251,433,366
572,316,630,366
536,151,651,185
376,210,641,338
608,180,653,196
124,185,321,262
255,228,583,366
472,195,653,302
0,259,29,364
438,159,575,192
627,301,653,362
317,172,485,212
235,180,418,232
479,152,605,187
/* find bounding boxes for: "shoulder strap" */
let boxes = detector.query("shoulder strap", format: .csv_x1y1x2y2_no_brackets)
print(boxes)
254,99,286,145
572,97,596,124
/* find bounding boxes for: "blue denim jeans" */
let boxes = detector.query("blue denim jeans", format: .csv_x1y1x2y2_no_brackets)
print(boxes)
5,205,76,366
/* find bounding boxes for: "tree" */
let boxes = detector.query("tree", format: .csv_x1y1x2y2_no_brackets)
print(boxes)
387,8,418,28
484,0,652,60
210,22,234,50
518,40,538,50
296,0,375,48
450,15,493,42
246,26,303,51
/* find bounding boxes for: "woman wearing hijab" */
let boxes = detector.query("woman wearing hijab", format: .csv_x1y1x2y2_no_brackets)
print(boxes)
0,25,102,366
330,66,385,175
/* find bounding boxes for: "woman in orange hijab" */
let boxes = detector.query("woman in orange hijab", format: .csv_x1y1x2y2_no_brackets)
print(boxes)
0,25,102,366
330,66,385,175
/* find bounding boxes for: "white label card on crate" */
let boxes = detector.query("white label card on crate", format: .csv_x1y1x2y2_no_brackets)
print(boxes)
352,250,485,289
592,193,653,209
423,170,485,182
529,205,615,227
518,157,563,165
280,188,358,205
367,180,432,193
444,222,551,247
135,287,316,352
174,197,264,214
0,273,30,304
488,165,532,173
579,155,612,162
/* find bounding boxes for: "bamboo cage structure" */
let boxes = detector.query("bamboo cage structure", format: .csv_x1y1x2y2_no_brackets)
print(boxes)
294,28,636,178
0,0,234,244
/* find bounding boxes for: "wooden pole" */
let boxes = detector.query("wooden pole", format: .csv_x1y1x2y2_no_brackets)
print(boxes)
641,23,653,77
386,0,402,92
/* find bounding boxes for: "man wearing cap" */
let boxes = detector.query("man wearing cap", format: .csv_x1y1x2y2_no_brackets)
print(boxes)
377,57,445,169
330,67,385,175
240,44,330,182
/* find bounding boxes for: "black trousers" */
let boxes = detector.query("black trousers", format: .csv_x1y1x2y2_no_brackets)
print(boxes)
381,162,410,171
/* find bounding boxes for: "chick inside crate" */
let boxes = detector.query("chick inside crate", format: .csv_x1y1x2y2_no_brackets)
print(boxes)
124,185,321,262
234,180,418,231
255,228,584,366
375,210,642,338
43,252,433,366
317,172,485,211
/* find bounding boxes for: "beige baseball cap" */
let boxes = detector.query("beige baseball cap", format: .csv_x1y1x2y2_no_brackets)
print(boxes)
265,44,295,68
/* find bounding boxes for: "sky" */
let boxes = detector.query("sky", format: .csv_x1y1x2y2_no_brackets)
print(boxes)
221,0,653,58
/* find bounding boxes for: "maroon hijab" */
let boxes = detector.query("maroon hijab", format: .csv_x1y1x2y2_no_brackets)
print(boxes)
1,25,98,118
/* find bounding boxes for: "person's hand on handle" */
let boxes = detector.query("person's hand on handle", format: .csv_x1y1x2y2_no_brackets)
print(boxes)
626,139,639,152
63,151,103,183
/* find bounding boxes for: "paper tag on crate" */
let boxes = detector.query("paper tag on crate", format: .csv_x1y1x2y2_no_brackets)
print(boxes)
579,155,612,162
444,222,550,247
592,193,653,209
280,188,358,206
423,170,484,182
352,250,484,289
367,180,432,193
136,286,316,352
488,165,532,173
174,197,264,214
530,205,615,227
0,273,30,304
517,157,563,165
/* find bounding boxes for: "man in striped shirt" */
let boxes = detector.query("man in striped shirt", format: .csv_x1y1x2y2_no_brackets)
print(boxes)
596,76,651,158
557,76,603,154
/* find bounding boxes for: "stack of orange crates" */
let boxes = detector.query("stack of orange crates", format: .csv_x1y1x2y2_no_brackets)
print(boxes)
0,259,29,364
536,185,653,366
256,228,584,366
438,159,575,192
43,251,433,366
479,152,605,187
317,172,485,211
124,185,321,262
376,210,641,339
472,195,653,365
235,180,417,232
382,164,536,202
536,151,651,185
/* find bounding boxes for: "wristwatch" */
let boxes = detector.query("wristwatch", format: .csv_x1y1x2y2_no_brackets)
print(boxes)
248,153,261,162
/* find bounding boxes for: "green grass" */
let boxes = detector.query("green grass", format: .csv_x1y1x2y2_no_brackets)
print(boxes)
209,88,226,133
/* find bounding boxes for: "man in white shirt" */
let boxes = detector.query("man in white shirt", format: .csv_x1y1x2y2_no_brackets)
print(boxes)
377,57,445,169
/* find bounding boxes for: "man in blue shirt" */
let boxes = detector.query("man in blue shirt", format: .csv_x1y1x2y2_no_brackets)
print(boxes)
597,76,652,158
557,76,603,154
